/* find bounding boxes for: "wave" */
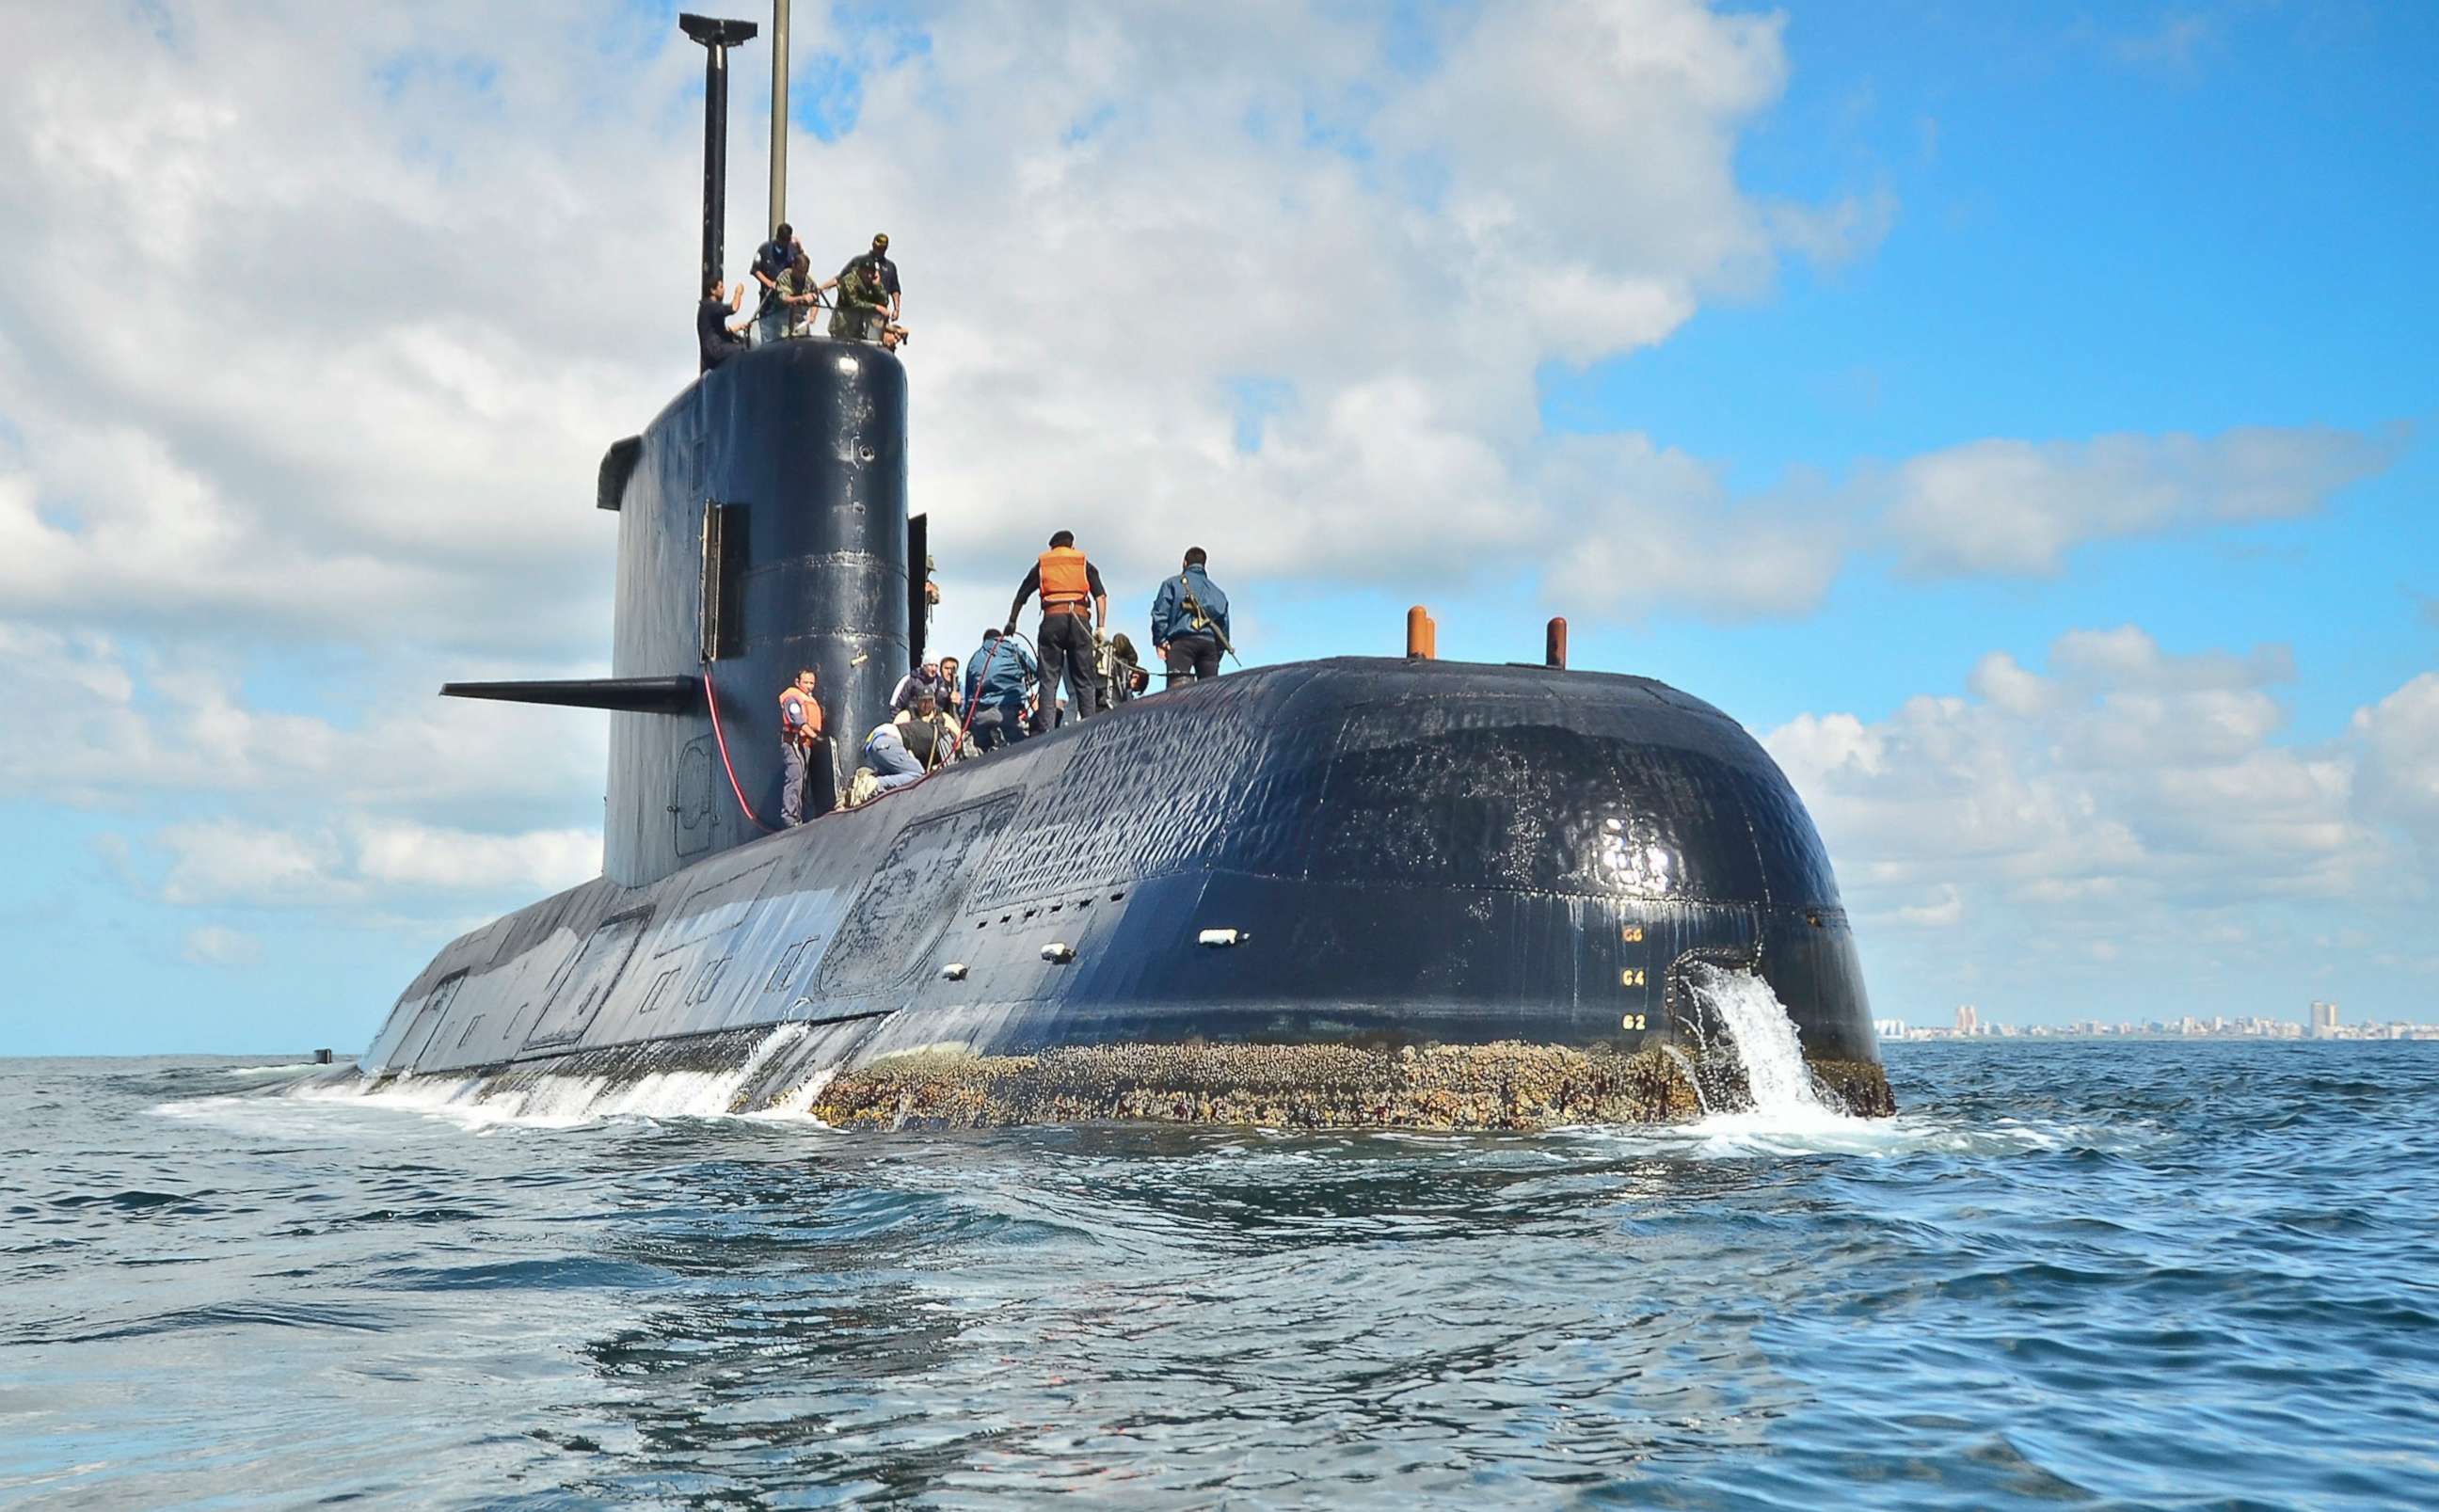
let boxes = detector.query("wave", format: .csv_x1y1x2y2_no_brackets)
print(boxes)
153,1026,829,1133
1558,1106,2158,1161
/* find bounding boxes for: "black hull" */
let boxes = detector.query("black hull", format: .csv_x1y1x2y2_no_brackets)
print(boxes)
360,656,1885,1125
361,334,1884,1127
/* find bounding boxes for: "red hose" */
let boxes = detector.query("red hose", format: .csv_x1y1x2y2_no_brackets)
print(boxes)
702,669,776,834
954,634,1012,756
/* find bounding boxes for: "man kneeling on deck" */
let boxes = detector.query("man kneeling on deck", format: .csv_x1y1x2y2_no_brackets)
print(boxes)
893,686,964,772
849,722,926,807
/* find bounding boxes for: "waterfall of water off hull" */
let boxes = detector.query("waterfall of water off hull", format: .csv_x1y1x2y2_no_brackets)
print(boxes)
1682,963,1834,1115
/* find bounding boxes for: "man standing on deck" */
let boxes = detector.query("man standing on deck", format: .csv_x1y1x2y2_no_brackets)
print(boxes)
775,668,825,826
858,232,901,324
1151,547,1231,686
749,222,799,346
1006,530,1107,735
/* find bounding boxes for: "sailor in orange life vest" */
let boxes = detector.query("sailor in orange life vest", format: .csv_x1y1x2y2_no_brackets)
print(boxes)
1005,529,1108,736
775,668,826,827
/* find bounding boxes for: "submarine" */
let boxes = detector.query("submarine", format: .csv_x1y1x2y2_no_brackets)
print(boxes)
344,12,1889,1129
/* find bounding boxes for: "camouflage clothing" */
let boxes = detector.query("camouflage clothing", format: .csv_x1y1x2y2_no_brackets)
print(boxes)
827,261,891,340
776,267,816,337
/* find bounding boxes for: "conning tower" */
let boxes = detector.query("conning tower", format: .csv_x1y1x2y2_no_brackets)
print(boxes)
608,344,913,884
443,9,921,887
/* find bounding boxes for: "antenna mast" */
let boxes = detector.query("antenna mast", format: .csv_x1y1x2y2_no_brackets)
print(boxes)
769,0,789,233
678,13,759,301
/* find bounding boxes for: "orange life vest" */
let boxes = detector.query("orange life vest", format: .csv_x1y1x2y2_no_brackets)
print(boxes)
1038,546,1092,613
776,683,823,743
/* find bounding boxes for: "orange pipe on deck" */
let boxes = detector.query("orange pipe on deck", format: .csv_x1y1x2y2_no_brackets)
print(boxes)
1545,616,1567,670
1407,605,1433,660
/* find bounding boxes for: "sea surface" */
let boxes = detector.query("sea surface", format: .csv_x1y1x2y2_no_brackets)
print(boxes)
4,1038,2435,1509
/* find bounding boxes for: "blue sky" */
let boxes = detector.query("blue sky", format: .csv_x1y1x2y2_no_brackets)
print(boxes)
1,1,2431,1055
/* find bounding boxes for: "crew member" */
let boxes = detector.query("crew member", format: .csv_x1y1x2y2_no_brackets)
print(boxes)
1007,530,1107,735
893,686,963,771
1151,547,1231,686
776,251,821,339
1098,631,1149,709
864,233,901,321
889,660,947,713
775,668,825,826
821,253,894,342
749,222,799,346
698,276,750,372
964,628,1037,752
860,721,925,799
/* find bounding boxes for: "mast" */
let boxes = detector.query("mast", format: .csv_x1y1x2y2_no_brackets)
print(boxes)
678,13,759,302
768,0,789,234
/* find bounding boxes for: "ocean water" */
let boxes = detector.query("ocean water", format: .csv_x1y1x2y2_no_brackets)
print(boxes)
4,1038,2435,1509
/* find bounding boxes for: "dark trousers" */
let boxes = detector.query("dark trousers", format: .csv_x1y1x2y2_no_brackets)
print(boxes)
1034,613,1100,734
780,740,812,826
969,702,1027,751
1164,634,1221,686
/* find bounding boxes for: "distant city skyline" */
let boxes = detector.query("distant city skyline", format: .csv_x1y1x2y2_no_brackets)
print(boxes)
1878,998,2439,1042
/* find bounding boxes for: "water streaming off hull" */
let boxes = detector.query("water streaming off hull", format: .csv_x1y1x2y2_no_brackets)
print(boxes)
1682,962,1834,1115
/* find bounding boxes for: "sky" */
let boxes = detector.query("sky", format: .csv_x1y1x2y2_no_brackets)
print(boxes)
1,1,2433,1055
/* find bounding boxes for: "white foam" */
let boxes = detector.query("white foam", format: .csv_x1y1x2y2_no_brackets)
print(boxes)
1565,1108,2129,1162
157,1025,822,1133
744,1064,841,1123
1683,962,1834,1117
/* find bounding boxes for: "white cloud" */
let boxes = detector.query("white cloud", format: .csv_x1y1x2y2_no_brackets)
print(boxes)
1878,426,2406,579
1765,627,2439,1020
0,3,2401,671
2354,673,2439,860
0,0,1906,661
1769,625,2397,917
1893,883,1964,929
1536,435,1850,621
352,820,598,894
0,623,601,820
152,816,597,912
0,623,605,922
159,821,344,909
182,925,263,968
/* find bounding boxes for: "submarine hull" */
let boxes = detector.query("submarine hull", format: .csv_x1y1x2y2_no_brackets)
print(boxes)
359,656,1888,1127
359,338,1884,1128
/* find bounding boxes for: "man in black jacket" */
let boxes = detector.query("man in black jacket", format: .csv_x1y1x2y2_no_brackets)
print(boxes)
697,277,750,372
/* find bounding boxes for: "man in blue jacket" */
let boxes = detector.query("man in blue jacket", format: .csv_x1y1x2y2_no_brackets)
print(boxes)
963,628,1039,752
1151,547,1232,687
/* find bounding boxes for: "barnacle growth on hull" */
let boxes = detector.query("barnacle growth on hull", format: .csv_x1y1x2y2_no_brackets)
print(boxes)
805,1042,1896,1132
